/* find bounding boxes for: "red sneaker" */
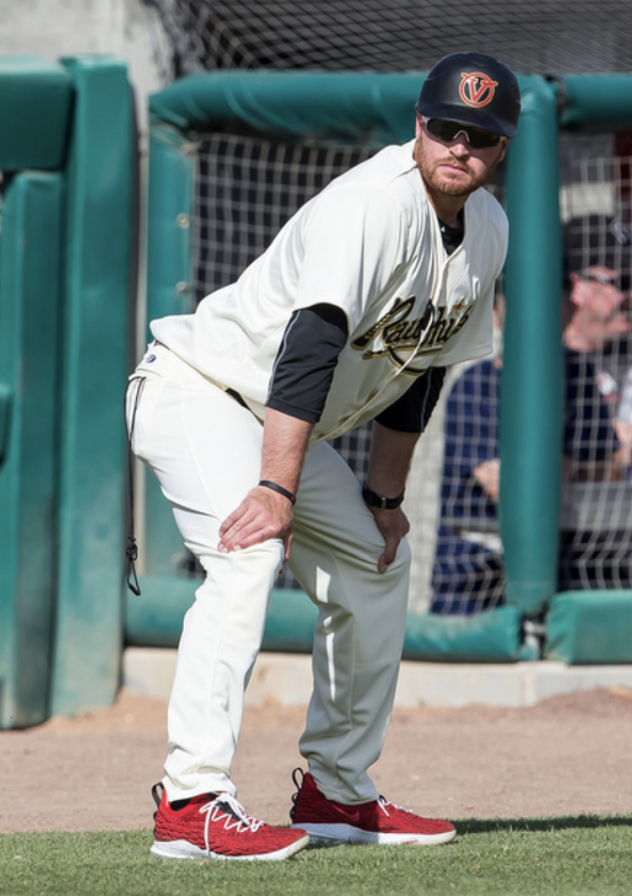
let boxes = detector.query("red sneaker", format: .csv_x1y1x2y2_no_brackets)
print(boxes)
290,769,456,845
151,783,309,861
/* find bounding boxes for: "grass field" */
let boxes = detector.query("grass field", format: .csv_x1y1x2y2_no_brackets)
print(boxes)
1,817,631,896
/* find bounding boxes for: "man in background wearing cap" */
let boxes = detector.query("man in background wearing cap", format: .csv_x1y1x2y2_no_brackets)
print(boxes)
559,215,632,589
126,52,520,861
428,284,626,615
428,215,632,612
563,214,632,425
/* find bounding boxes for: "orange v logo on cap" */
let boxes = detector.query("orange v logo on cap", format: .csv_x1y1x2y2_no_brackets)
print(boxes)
459,72,499,107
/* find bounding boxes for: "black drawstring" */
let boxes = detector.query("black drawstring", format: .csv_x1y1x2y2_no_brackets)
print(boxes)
125,377,146,596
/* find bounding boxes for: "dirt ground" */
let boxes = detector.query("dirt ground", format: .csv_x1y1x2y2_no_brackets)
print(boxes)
1,687,631,833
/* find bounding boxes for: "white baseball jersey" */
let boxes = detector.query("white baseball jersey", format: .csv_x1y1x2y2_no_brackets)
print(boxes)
151,139,508,442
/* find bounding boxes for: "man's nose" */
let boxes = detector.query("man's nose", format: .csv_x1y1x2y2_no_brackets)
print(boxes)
450,136,470,155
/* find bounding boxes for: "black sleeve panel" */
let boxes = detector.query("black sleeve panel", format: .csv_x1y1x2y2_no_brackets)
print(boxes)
265,304,349,423
375,367,447,433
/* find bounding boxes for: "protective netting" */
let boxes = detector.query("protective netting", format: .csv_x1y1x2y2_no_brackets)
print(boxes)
555,133,632,595
195,136,374,299
429,359,505,616
429,134,632,613
144,0,632,82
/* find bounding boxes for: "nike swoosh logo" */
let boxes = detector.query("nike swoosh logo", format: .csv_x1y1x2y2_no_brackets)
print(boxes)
330,805,362,824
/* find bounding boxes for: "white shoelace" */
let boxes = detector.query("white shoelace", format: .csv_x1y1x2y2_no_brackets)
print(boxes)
377,796,408,817
199,794,264,851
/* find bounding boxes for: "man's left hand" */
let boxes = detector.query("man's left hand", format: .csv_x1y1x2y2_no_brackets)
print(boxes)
369,506,411,573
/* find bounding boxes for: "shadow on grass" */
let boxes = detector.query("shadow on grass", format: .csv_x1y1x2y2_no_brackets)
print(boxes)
456,815,632,835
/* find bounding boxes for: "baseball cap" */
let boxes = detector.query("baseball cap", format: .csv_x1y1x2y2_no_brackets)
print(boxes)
415,52,521,139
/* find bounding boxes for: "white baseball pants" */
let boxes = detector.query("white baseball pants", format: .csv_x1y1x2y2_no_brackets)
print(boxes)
126,342,411,806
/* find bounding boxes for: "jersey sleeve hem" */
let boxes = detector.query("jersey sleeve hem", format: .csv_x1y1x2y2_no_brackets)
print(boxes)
265,396,321,424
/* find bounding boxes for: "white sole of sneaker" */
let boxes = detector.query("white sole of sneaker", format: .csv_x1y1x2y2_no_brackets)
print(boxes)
151,834,310,861
291,823,456,846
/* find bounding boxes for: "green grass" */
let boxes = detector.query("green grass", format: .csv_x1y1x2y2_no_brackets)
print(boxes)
1,817,631,896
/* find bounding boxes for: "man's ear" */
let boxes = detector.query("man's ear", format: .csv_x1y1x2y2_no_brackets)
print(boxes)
415,114,423,140
498,137,509,162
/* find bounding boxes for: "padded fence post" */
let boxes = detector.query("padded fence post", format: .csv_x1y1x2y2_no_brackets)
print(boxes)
501,75,562,616
543,73,632,663
50,56,135,716
0,173,62,728
140,121,196,579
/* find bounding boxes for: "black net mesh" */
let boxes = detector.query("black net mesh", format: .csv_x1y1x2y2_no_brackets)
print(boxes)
144,0,632,81
555,132,632,595
195,135,375,300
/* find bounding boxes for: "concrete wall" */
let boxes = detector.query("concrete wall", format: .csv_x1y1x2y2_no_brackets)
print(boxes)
0,0,166,132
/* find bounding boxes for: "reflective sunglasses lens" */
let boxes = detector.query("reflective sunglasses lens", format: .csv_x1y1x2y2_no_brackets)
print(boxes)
425,118,501,148
425,118,459,141
467,128,502,149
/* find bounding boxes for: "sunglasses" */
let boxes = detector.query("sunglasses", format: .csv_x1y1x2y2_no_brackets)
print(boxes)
422,116,502,149
577,272,619,287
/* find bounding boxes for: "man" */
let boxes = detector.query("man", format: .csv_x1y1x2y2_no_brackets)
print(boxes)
562,214,632,416
559,215,632,589
430,289,624,615
126,51,520,861
562,214,632,465
429,292,506,616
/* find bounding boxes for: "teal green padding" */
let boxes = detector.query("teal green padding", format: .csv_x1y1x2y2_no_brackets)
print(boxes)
545,591,632,664
0,56,73,170
124,575,188,647
126,577,524,661
559,74,632,132
50,57,135,717
143,123,197,576
0,173,62,729
125,577,319,651
149,71,425,146
403,606,526,662
261,589,318,653
146,123,196,326
500,76,562,616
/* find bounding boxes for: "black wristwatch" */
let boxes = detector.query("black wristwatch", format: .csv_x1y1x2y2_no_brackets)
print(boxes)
362,485,405,510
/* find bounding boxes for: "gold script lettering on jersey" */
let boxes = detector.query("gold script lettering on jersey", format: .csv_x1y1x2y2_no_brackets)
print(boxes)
351,296,474,372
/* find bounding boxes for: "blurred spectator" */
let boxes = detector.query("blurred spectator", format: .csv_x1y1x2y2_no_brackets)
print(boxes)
429,353,504,616
562,214,632,464
558,215,632,588
430,283,626,615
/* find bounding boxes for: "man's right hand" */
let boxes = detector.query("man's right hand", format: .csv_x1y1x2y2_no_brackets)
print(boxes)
218,485,295,561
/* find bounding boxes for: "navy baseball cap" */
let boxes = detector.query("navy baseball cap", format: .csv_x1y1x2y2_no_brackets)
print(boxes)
415,52,521,138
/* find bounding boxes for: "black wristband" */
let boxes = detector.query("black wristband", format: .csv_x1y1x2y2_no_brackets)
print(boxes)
258,480,297,505
362,485,405,510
